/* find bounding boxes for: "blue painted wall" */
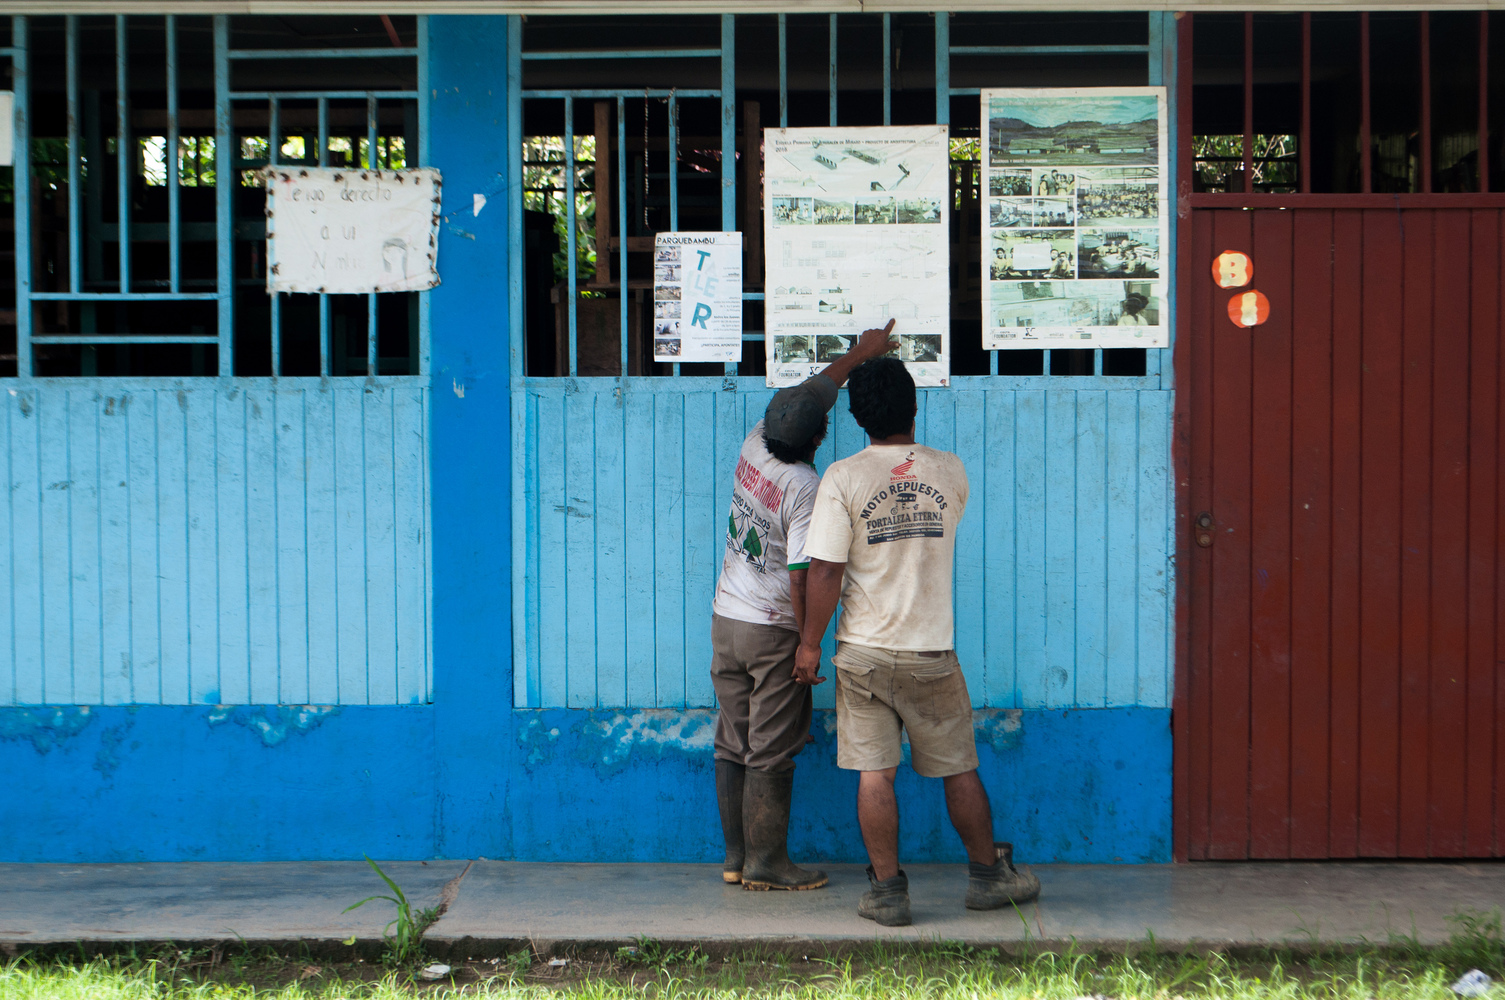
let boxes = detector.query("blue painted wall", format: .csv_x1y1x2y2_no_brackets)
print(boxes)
0,15,1172,865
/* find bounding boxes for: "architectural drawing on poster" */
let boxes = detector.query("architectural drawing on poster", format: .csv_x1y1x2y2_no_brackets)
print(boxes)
981,89,1169,350
264,166,441,294
653,232,743,363
764,126,951,387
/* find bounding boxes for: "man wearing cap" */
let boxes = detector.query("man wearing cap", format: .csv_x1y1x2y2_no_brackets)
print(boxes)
711,320,897,891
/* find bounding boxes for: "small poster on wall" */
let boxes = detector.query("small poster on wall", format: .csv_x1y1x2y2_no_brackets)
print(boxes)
653,232,743,364
264,166,441,295
763,125,951,387
980,88,1169,350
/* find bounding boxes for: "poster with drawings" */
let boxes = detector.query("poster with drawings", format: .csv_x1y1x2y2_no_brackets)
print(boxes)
763,126,950,387
653,232,743,363
981,88,1169,350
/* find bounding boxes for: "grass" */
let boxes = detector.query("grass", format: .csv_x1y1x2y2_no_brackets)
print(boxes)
2,924,1502,1000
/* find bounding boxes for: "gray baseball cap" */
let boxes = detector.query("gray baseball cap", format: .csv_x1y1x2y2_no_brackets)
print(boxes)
764,373,839,446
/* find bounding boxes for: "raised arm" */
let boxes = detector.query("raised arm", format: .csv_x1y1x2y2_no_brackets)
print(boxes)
792,557,845,685
817,319,899,390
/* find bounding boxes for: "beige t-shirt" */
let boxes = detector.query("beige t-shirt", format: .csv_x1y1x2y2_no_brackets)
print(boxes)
802,443,969,651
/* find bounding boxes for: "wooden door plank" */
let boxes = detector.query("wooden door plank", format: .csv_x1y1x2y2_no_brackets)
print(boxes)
952,391,989,704
1288,209,1336,858
359,388,399,707
215,389,251,706
563,391,598,708
682,391,721,708
1426,209,1473,857
38,391,72,703
98,392,133,705
1207,208,1255,859
593,390,628,709
535,392,569,709
623,392,658,711
1184,208,1219,859
1074,390,1109,707
302,389,340,706
1465,211,1501,856
1397,210,1435,858
982,391,1019,709
392,387,430,705
1043,390,1079,708
127,393,163,705
1137,390,1173,708
1358,207,1405,857
184,390,220,705
244,387,283,706
1328,209,1365,858
651,393,686,708
1105,390,1140,707
1495,214,1505,857
1014,390,1050,709
1248,208,1295,858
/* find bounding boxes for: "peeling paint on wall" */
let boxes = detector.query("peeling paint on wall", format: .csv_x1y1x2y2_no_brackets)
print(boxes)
0,706,95,753
206,705,341,747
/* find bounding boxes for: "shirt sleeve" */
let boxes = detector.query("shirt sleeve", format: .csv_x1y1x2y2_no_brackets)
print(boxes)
802,469,855,564
784,477,818,570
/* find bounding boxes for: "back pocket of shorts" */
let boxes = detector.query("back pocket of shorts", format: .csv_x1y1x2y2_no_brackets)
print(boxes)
835,660,875,704
911,664,967,720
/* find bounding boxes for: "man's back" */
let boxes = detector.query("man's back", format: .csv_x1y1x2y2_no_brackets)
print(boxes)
805,442,969,651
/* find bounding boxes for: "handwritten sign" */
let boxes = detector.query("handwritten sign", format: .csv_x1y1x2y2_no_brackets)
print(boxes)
264,166,441,294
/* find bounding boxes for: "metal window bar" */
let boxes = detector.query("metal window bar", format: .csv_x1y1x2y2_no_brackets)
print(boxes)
512,13,1168,387
3,15,428,378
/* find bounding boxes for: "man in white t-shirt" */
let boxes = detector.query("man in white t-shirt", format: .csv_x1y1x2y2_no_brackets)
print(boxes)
711,321,897,891
796,357,1041,926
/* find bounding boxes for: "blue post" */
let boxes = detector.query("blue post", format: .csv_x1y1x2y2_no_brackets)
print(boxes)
618,94,627,377
214,15,233,375
269,96,281,375
367,92,379,375
428,13,515,858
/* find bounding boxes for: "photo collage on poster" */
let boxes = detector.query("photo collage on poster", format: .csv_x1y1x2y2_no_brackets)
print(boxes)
763,125,951,387
981,88,1169,350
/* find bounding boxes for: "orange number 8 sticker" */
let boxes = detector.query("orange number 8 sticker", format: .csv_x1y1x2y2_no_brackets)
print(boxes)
1227,289,1270,328
1212,250,1253,289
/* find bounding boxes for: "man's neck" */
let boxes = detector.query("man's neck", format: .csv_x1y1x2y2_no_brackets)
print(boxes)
868,433,915,447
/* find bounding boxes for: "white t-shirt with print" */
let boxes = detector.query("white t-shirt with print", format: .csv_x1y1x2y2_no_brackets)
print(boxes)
802,443,969,651
711,420,821,631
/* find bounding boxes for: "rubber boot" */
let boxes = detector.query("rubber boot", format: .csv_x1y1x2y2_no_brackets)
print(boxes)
715,759,746,884
965,841,1041,909
740,768,828,891
857,865,912,926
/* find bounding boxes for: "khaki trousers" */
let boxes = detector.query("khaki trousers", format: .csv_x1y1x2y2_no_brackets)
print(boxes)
710,613,812,772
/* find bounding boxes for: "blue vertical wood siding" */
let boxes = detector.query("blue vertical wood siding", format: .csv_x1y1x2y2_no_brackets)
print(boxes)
2,382,432,706
515,379,1172,711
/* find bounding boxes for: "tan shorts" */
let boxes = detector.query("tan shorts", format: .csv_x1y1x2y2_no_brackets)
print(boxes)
832,643,979,778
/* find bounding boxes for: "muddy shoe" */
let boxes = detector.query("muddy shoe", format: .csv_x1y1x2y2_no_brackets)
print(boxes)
965,841,1041,910
716,759,746,884
740,768,828,891
857,866,911,926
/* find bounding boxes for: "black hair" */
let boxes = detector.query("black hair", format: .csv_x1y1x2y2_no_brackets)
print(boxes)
763,413,827,465
847,357,916,440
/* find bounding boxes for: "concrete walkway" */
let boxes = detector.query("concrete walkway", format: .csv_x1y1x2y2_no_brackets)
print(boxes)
2,861,1502,951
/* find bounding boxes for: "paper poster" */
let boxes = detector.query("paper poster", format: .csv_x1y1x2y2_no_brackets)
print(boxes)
981,88,1168,350
264,166,441,294
763,126,951,387
653,232,743,363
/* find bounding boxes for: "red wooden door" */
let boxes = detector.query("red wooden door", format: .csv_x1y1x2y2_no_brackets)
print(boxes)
1178,206,1505,860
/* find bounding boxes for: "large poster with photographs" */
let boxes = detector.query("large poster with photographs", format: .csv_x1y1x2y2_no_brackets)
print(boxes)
653,232,743,363
763,126,950,387
980,88,1168,350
